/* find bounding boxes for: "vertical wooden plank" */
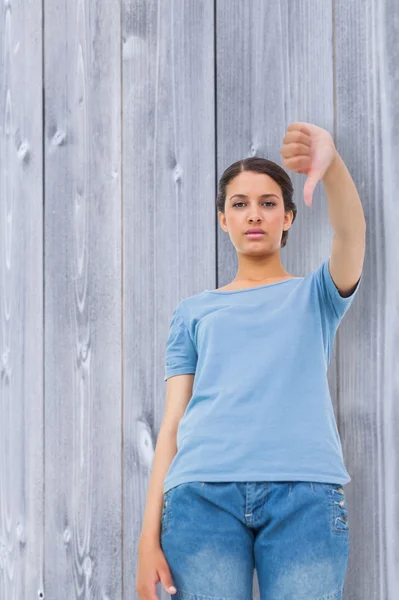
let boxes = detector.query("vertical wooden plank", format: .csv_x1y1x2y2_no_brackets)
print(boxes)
122,0,215,597
0,1,44,598
376,1,399,593
44,1,122,597
335,0,398,597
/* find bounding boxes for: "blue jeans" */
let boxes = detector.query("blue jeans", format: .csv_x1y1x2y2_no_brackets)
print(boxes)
160,481,349,600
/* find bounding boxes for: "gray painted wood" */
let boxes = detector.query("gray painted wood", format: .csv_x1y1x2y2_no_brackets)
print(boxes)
1,0,397,598
334,1,396,598
0,2,44,599
43,0,122,598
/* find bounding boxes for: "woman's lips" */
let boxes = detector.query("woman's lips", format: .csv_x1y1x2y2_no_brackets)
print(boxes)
245,232,265,239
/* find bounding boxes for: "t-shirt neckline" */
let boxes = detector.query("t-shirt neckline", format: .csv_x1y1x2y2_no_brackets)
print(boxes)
204,277,303,295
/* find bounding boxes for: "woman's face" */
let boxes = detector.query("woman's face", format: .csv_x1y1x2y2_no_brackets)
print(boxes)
218,171,293,254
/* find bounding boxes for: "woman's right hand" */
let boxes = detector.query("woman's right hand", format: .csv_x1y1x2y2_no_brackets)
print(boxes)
136,538,177,599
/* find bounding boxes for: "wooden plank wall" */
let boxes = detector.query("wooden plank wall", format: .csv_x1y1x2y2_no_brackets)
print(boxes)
0,2,44,599
43,1,123,599
0,1,397,599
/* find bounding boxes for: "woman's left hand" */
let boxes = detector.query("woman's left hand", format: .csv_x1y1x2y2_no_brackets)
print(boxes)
280,121,337,207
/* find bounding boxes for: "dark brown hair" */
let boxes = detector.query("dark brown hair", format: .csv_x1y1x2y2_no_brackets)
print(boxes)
216,157,297,248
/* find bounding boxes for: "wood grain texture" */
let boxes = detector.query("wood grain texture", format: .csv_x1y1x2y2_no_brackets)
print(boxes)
44,0,122,598
0,1,44,599
334,0,397,598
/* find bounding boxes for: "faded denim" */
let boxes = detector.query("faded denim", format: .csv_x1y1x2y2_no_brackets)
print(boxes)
160,481,349,600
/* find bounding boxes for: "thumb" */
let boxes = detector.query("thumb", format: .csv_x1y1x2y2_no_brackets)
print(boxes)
303,170,321,207
160,570,177,595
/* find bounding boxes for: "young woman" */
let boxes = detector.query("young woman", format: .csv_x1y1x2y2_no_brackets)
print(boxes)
136,123,366,600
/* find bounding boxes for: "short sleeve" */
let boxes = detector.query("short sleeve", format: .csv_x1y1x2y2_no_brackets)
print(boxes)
164,302,198,381
314,257,363,325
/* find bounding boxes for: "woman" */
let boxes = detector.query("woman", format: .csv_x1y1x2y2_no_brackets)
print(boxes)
136,122,366,600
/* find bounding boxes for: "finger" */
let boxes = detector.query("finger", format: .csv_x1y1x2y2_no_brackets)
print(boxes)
137,577,159,600
137,586,158,600
286,121,312,136
280,142,311,159
160,573,177,595
165,585,177,595
304,171,321,206
282,155,312,172
282,131,311,147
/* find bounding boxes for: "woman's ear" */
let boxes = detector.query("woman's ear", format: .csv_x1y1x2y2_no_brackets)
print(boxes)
218,211,228,233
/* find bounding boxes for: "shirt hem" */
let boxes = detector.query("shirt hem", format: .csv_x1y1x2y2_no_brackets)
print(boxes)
163,472,351,493
164,368,196,381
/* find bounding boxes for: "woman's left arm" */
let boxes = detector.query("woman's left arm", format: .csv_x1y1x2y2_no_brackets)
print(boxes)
281,121,366,296
322,150,367,242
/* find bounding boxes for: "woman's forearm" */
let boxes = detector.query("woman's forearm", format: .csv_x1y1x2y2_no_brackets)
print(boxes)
138,426,177,546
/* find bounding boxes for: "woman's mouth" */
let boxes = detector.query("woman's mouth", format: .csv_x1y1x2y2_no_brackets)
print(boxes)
245,232,265,239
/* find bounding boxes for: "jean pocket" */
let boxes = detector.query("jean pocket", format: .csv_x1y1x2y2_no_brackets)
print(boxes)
161,488,174,534
329,484,349,536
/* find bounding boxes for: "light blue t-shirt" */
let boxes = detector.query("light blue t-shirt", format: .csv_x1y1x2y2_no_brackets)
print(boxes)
163,258,362,494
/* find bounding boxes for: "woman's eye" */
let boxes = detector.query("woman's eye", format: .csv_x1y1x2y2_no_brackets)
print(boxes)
232,202,275,207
